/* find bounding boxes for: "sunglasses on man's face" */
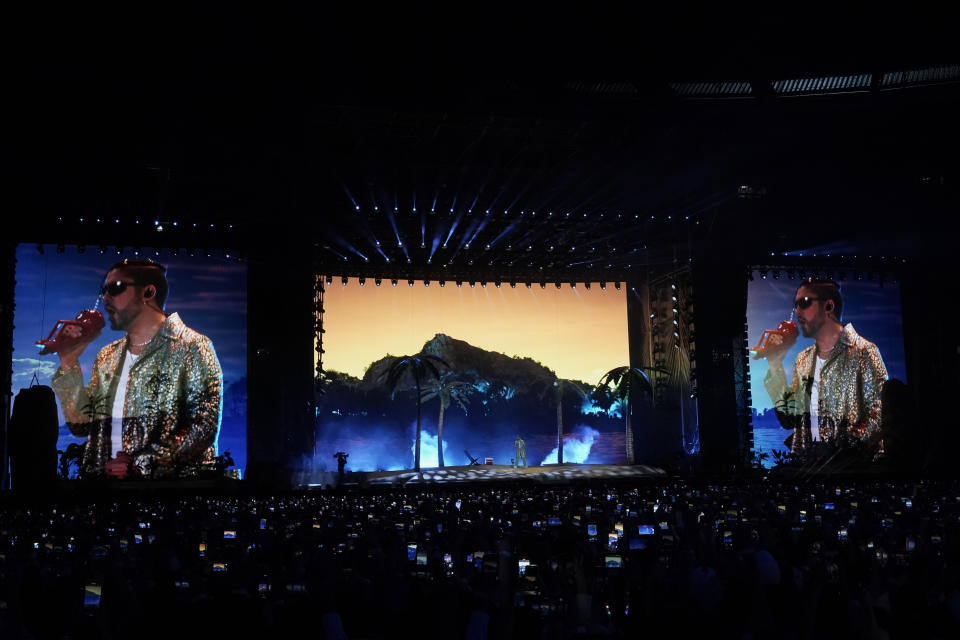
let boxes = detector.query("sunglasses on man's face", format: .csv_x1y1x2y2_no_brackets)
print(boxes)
793,296,822,310
100,281,140,297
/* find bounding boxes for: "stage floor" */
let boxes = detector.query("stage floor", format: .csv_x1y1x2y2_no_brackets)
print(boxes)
356,463,667,486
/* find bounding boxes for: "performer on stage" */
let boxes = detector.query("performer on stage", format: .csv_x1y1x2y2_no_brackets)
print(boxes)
514,434,527,469
51,258,223,477
761,278,888,455
334,451,349,485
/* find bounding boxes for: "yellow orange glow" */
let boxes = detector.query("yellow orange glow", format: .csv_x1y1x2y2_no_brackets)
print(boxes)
320,277,628,383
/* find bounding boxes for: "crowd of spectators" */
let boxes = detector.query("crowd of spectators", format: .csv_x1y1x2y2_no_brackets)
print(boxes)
1,478,958,639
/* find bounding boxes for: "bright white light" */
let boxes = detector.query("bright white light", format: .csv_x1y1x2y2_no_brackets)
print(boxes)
540,426,600,464
414,430,448,468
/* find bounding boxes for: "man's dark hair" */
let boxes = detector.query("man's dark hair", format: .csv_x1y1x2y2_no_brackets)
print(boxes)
799,277,843,322
109,258,169,310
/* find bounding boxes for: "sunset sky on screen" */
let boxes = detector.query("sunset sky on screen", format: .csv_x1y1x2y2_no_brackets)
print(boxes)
322,277,629,384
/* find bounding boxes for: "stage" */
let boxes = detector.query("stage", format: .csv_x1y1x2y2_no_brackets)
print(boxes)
327,463,668,487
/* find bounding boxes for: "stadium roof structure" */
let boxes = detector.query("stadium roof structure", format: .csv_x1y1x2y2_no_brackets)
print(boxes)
8,6,957,280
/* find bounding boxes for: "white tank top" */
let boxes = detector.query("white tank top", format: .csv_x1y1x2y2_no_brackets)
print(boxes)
810,355,827,441
110,350,138,457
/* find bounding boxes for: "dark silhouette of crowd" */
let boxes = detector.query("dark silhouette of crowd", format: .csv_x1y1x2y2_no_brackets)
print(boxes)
1,479,958,639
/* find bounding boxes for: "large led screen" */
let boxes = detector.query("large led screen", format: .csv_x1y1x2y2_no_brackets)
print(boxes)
10,246,247,479
317,278,630,471
747,272,906,467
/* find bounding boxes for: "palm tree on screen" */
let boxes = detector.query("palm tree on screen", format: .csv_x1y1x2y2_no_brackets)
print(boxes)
595,366,656,464
554,379,588,464
380,353,449,471
420,372,472,467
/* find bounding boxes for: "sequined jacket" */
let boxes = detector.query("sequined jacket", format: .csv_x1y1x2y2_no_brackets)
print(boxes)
764,323,888,454
51,313,223,477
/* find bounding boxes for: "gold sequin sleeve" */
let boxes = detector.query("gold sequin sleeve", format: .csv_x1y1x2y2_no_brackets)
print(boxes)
852,341,887,446
146,336,223,468
51,343,121,434
763,350,811,451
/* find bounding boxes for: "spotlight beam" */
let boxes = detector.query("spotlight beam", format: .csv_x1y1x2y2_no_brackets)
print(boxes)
341,183,360,210
486,221,519,249
462,216,491,251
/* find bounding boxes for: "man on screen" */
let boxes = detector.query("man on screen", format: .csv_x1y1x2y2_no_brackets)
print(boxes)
762,278,888,455
51,258,222,478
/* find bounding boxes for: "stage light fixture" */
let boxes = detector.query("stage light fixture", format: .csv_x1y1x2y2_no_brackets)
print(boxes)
469,282,475,288
584,283,590,290
481,282,486,288
540,282,546,289
510,282,516,288
456,281,462,288
525,283,531,289
555,282,561,289
570,282,576,289
408,279,414,287
341,276,348,286
495,281,501,288
600,282,606,290
375,278,381,286
325,276,332,286
615,282,621,291
391,279,398,287
439,280,445,287
359,278,365,286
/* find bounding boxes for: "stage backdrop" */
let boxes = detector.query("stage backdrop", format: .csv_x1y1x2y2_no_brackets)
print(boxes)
10,246,247,476
746,273,906,466
317,277,630,471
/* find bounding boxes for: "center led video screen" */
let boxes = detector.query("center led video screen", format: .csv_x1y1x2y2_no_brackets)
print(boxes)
317,278,630,471
746,272,906,467
10,246,247,479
